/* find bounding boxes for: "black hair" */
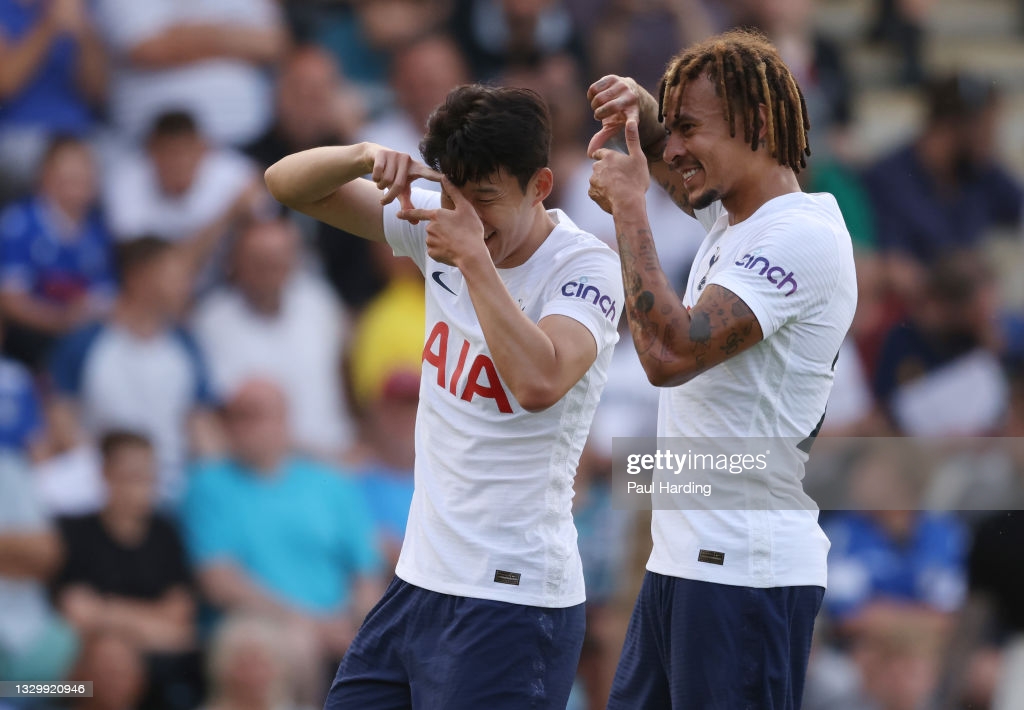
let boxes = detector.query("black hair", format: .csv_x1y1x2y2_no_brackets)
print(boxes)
147,110,200,142
40,134,89,166
419,84,551,191
100,429,152,462
115,236,174,283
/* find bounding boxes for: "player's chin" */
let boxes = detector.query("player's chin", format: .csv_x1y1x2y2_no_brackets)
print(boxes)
689,188,722,212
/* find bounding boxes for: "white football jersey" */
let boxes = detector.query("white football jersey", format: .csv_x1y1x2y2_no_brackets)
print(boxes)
649,192,857,589
383,187,622,607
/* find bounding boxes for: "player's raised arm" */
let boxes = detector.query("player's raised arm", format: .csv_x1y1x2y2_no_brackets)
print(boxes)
587,74,692,216
264,143,441,241
590,120,763,387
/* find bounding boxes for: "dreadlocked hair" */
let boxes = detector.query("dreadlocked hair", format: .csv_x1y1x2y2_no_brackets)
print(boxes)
657,28,811,172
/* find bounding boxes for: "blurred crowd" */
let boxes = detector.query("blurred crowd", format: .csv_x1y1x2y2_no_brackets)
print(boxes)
1,0,1024,709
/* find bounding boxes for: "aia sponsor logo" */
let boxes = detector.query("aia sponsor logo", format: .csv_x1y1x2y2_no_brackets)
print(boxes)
560,278,617,321
733,252,799,296
422,321,513,413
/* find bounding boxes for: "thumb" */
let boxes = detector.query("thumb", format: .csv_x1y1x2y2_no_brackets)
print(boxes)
624,119,642,157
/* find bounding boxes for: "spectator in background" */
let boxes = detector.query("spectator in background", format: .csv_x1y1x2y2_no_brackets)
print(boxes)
872,253,1008,436
103,111,270,291
53,431,201,710
450,0,588,81
823,443,967,634
0,136,115,371
48,237,222,507
347,277,424,569
198,614,305,710
93,0,288,148
0,0,106,200
819,443,966,710
182,379,381,699
0,452,78,684
864,73,1023,302
737,0,878,252
246,46,366,171
310,0,453,97
0,322,47,461
867,0,935,85
359,33,471,162
244,45,383,311
70,631,147,710
576,0,715,94
192,219,354,459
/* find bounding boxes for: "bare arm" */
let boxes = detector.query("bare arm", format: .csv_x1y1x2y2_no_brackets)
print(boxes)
401,178,600,412
590,121,763,386
0,529,62,580
196,561,295,617
0,291,82,334
59,585,196,652
73,21,107,104
0,18,61,99
128,23,288,68
265,143,441,242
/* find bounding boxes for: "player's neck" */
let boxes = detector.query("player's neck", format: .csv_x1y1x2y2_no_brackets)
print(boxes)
724,165,801,225
499,204,556,269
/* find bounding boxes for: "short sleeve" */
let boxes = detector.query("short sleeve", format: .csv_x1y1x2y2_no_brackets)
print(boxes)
0,202,36,293
538,242,623,355
381,186,441,274
181,463,239,566
48,323,103,396
173,328,216,407
707,218,841,340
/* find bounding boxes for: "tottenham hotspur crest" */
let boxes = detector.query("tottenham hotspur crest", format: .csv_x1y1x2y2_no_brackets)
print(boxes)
697,246,720,291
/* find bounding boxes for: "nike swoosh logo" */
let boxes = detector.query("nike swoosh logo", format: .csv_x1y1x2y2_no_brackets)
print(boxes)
431,270,457,296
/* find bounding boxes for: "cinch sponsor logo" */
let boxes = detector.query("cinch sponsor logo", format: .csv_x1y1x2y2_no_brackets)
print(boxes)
560,279,617,321
733,253,799,296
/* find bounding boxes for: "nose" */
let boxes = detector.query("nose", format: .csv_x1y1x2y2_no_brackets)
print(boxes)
662,131,687,168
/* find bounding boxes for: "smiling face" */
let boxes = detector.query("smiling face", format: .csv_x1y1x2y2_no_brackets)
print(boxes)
442,167,552,268
662,74,765,212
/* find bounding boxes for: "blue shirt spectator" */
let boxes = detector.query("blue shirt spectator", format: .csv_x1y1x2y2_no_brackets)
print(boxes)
0,0,98,134
864,143,1022,264
0,0,106,198
0,196,115,307
184,456,379,613
823,510,968,621
358,463,414,545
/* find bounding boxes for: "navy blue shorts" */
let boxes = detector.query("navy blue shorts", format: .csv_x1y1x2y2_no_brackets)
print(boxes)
607,571,824,710
324,576,586,710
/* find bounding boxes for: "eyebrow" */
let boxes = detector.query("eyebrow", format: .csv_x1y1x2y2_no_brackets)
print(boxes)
669,113,698,128
470,186,502,195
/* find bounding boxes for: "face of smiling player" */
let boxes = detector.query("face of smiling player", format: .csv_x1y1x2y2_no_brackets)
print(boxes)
661,73,769,214
441,167,554,269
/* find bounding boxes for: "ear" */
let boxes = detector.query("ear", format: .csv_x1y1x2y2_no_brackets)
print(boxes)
530,167,554,206
757,103,769,145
